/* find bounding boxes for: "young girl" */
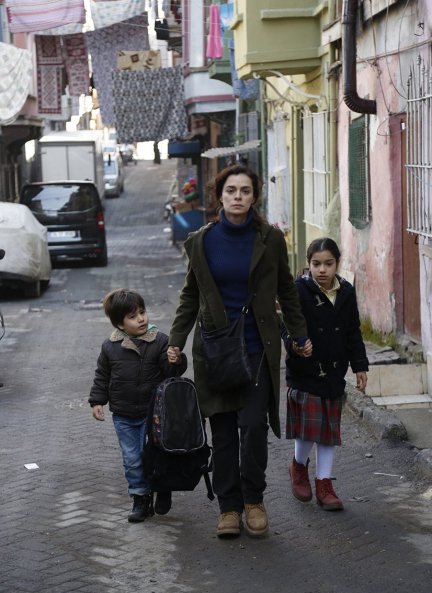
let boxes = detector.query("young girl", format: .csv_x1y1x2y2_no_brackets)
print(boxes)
283,238,368,510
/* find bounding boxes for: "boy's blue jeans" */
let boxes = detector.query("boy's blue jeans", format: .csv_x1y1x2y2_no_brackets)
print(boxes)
112,415,150,496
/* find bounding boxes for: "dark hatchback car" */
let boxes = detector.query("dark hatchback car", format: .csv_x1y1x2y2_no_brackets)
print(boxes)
20,181,108,266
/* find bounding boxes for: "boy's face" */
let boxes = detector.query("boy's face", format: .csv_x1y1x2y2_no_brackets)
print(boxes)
118,307,148,337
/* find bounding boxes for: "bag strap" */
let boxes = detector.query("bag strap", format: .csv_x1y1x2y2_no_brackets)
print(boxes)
242,225,273,314
203,469,215,501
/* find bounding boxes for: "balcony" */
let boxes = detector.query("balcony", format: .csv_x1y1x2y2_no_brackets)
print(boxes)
208,29,232,86
232,0,324,79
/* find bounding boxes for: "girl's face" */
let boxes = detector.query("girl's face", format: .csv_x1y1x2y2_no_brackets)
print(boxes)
309,250,338,290
118,306,148,337
220,173,255,224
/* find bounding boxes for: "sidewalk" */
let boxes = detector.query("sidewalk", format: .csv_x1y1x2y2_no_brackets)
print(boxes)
345,370,432,481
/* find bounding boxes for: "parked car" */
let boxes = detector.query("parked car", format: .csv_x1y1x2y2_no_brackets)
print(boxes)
0,202,51,298
103,152,124,197
119,143,136,165
20,181,108,266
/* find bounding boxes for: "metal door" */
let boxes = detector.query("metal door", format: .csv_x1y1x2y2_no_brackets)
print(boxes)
401,117,421,339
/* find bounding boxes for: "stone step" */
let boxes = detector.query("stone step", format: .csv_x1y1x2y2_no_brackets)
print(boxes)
363,363,427,397
371,394,432,410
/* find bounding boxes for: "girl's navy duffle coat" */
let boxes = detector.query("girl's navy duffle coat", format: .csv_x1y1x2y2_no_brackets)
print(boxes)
285,274,369,399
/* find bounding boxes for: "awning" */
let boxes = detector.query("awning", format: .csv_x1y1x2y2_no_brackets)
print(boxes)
201,140,261,159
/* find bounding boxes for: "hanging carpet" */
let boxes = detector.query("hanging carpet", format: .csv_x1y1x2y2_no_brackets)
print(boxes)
85,14,149,125
62,33,90,96
112,65,188,143
35,35,64,114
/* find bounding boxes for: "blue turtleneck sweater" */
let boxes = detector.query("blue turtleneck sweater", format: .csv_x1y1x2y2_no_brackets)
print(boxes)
203,209,262,354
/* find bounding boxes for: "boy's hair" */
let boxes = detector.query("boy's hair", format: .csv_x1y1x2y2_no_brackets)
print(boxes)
102,289,146,328
306,237,341,265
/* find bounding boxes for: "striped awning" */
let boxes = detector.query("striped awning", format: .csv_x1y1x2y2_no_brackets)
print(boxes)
201,140,261,159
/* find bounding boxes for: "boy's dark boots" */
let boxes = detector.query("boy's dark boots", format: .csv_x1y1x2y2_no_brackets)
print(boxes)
289,457,312,502
315,478,344,511
154,491,172,515
128,494,154,522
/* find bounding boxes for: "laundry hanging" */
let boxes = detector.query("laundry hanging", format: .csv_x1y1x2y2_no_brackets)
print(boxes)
62,33,90,96
35,35,64,114
90,0,145,30
85,14,150,125
155,18,169,41
5,0,85,34
228,38,259,101
0,42,33,125
206,4,223,60
112,65,188,144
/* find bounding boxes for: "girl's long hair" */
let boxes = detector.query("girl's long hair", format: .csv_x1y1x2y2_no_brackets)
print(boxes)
306,237,341,264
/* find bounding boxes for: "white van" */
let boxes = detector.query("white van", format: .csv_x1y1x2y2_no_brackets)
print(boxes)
39,131,106,201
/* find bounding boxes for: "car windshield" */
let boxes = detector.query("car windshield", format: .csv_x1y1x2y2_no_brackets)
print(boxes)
21,184,99,215
104,160,118,175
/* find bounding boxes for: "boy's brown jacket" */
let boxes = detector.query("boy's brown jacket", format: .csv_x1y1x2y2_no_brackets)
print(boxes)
169,221,307,437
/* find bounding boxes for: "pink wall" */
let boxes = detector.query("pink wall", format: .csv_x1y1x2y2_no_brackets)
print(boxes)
338,56,404,335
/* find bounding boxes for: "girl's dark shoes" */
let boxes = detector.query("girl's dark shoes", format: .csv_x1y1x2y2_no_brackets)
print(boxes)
315,478,344,510
289,457,312,502
128,494,154,522
154,491,172,515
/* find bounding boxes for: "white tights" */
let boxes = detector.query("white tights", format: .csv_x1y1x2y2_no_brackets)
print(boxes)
294,439,335,480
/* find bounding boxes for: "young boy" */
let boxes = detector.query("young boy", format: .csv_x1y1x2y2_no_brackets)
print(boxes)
89,288,187,522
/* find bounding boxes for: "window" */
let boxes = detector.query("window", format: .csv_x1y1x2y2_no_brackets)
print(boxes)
348,114,370,229
406,56,432,238
0,3,10,44
303,110,328,228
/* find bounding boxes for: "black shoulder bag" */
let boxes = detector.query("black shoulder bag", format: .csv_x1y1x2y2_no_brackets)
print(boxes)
199,294,253,392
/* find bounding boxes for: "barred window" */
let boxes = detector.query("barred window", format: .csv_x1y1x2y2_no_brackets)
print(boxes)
348,115,370,229
303,110,328,228
406,57,432,238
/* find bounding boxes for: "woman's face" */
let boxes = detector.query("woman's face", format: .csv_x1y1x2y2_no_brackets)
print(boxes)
309,250,338,290
220,173,255,224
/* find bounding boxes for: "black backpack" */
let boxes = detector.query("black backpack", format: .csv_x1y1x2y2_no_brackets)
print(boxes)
142,377,214,500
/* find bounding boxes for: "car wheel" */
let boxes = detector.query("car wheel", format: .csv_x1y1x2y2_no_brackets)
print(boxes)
24,280,41,298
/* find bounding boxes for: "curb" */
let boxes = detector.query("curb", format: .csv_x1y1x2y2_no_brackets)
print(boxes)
345,382,432,482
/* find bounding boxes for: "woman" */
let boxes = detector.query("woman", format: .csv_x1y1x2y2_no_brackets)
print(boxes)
167,164,310,538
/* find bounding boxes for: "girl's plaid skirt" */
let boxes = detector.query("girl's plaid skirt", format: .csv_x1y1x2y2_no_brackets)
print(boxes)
286,387,343,446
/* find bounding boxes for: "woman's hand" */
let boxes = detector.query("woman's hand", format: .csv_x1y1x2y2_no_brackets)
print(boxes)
356,371,368,392
168,345,181,364
292,338,313,358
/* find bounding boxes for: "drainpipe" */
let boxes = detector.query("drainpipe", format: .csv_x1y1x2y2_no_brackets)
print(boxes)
342,0,376,114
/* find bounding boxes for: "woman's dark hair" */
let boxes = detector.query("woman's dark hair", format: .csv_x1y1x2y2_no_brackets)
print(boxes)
306,237,341,264
209,164,265,225
103,288,145,328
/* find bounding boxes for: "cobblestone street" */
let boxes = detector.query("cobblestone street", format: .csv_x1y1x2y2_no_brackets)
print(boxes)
0,159,431,593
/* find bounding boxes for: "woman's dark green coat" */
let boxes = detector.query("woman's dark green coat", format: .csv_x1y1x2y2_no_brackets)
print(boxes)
169,220,307,438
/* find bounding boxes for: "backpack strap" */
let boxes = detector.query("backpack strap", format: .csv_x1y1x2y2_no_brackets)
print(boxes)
203,471,215,501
